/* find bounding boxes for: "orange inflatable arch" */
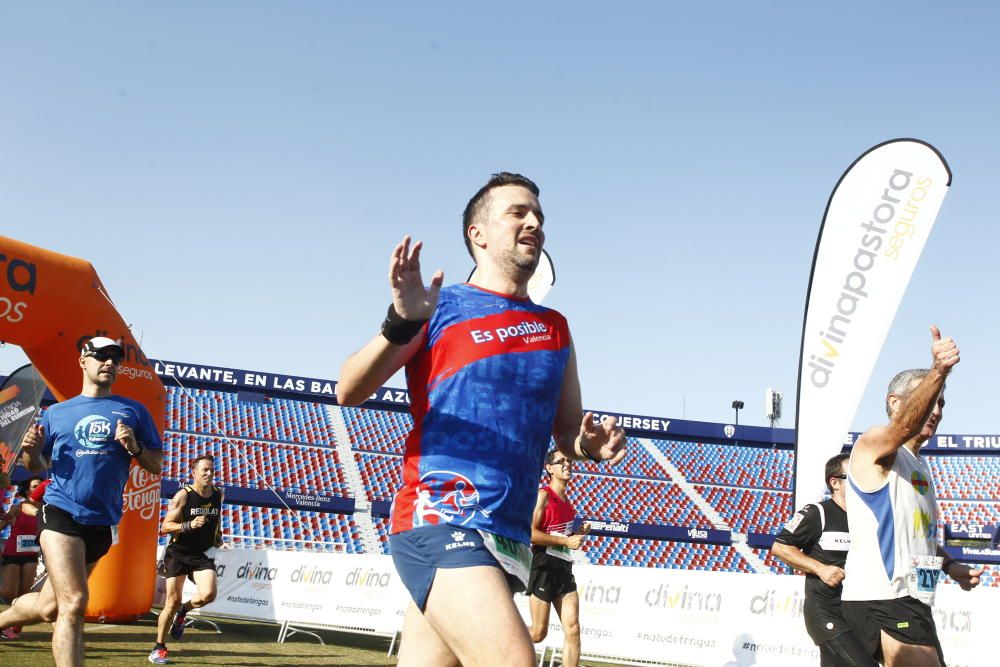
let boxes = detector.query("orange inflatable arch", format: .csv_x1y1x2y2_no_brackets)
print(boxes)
0,235,164,623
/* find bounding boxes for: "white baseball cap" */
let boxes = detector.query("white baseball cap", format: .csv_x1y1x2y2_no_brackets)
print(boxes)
82,337,124,358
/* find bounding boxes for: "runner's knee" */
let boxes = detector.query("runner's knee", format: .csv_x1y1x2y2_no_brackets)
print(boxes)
56,589,89,617
562,619,580,640
529,625,548,643
39,597,60,622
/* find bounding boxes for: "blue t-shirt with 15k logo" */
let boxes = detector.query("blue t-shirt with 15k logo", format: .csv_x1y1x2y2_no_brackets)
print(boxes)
41,394,162,526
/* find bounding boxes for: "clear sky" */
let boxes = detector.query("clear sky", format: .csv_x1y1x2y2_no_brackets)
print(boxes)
1,3,997,434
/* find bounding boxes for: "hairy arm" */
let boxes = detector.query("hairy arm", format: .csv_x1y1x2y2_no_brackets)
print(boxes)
852,325,958,480
771,541,844,587
337,334,423,406
552,341,626,464
337,235,442,406
160,488,188,535
939,545,983,591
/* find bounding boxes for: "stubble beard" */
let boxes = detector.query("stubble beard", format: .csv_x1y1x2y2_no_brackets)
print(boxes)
498,247,539,281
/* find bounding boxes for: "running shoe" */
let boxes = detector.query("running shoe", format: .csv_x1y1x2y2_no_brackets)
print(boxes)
148,647,169,664
169,613,186,640
0,627,19,640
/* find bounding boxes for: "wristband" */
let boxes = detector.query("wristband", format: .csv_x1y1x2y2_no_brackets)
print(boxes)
578,440,602,464
182,521,192,533
130,444,144,457
380,304,427,345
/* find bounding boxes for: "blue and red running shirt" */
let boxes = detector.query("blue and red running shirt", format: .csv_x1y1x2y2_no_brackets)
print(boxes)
390,283,572,545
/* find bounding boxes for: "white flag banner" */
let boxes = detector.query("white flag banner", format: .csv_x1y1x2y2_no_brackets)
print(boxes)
795,139,951,509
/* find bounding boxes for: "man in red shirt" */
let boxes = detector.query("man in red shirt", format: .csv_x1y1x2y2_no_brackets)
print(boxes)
527,450,590,667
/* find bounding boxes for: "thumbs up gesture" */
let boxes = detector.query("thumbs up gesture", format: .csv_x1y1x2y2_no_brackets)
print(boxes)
930,325,960,375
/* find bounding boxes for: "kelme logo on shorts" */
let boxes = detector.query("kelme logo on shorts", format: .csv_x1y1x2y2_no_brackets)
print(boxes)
897,621,910,629
74,415,113,449
911,471,930,495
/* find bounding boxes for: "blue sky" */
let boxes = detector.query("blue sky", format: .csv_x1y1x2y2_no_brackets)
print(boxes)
2,3,998,433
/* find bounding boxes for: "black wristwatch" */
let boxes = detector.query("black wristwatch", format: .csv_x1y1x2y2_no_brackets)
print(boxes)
130,444,145,457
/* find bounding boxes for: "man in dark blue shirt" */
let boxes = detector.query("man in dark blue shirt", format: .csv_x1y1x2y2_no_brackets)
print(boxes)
0,337,163,667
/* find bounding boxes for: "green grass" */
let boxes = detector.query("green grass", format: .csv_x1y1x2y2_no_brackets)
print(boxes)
0,608,397,666
0,606,630,666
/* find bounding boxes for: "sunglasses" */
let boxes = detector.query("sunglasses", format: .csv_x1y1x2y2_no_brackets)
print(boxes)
549,458,571,467
87,350,123,364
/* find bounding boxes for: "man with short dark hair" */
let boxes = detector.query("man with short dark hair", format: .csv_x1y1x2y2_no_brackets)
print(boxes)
148,454,223,664
772,454,874,666
527,450,590,667
0,337,163,667
841,326,982,667
337,172,626,666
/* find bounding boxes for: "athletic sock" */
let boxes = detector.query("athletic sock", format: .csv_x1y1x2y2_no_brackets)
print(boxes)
154,642,167,650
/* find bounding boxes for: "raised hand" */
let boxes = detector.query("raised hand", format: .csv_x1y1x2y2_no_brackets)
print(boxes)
389,235,444,321
930,325,960,375
577,412,627,465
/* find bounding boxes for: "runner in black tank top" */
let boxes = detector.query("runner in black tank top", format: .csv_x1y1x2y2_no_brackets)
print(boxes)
772,454,874,667
150,455,223,665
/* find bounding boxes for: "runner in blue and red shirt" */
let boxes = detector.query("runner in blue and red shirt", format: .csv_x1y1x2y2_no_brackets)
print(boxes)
338,172,626,667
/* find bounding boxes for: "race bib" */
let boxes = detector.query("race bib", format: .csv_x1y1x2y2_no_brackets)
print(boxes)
478,530,531,589
16,534,40,554
545,532,574,562
906,554,943,605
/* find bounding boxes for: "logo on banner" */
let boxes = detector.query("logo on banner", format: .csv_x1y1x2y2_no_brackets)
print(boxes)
0,254,35,323
806,169,927,390
750,588,804,618
724,425,735,439
345,567,391,588
123,465,161,520
579,579,622,610
290,564,336,585
413,470,491,527
933,608,972,633
236,560,278,589
645,583,723,614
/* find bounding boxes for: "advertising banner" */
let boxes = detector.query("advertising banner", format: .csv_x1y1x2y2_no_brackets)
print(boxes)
0,364,46,474
171,549,997,666
795,140,951,509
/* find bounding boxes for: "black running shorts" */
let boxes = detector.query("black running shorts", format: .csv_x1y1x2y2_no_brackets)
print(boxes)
162,545,216,579
38,502,114,565
527,559,576,603
841,596,944,665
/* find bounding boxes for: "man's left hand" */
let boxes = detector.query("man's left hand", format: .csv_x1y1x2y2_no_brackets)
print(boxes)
116,419,138,453
949,563,983,591
578,412,626,465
